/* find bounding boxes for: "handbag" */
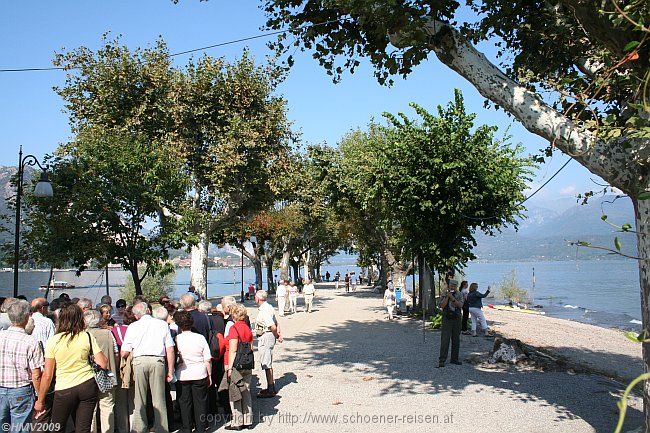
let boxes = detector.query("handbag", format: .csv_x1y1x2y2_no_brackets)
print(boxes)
231,325,254,371
87,332,117,393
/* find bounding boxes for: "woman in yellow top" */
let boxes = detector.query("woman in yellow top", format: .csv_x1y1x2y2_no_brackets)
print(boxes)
35,303,108,433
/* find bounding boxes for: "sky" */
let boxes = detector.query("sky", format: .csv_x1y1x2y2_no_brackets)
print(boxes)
0,0,609,212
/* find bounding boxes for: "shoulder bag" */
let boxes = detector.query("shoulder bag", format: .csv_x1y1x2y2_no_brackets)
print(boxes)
87,331,117,393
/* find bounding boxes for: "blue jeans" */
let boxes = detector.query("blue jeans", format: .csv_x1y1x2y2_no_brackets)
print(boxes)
0,385,35,432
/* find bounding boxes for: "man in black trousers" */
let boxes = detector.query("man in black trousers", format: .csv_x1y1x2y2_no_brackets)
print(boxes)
438,279,464,368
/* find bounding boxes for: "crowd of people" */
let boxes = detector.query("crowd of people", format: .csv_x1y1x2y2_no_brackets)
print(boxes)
0,286,283,433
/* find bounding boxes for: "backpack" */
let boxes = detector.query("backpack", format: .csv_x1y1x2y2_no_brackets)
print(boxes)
231,325,255,371
207,317,223,359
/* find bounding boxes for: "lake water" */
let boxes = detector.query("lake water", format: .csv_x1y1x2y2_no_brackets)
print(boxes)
0,259,642,330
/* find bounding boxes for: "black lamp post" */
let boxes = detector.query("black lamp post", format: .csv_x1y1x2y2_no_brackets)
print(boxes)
14,146,53,297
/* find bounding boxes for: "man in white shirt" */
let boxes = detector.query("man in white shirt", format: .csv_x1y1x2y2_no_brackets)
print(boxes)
275,280,288,317
121,302,175,433
29,298,54,350
254,290,282,398
302,280,316,313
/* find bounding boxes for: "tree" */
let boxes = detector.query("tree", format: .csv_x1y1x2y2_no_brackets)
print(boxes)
262,0,650,423
27,130,187,295
121,264,176,303
173,53,293,297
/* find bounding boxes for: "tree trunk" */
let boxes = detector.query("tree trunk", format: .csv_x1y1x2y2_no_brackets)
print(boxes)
266,256,275,293
280,248,290,281
314,262,321,282
253,257,263,291
190,231,209,299
130,265,142,298
302,250,311,281
380,253,389,290
635,197,650,429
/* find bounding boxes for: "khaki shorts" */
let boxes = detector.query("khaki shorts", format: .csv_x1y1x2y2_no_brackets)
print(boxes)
258,332,276,370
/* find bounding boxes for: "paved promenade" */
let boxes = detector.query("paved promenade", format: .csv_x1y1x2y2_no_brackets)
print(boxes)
207,283,643,433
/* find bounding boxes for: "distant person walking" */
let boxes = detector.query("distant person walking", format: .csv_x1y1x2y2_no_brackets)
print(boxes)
467,283,491,337
438,280,464,368
350,273,357,292
288,281,298,314
334,272,341,291
276,280,288,317
383,283,396,320
303,280,315,313
344,273,350,293
459,281,471,335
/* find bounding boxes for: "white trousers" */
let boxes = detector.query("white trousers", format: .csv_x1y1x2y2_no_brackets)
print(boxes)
469,307,488,332
386,305,394,320
289,295,297,312
277,297,286,316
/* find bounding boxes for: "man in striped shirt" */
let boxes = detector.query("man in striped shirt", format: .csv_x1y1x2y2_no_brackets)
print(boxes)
0,299,44,431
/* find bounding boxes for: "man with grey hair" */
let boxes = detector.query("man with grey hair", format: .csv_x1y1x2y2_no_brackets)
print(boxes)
96,295,112,311
153,306,169,321
180,294,210,343
254,290,283,398
0,299,44,431
0,298,16,330
438,279,464,368
121,302,175,433
30,297,55,350
77,298,93,312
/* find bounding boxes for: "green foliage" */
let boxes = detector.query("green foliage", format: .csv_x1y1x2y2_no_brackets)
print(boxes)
430,313,443,330
498,270,529,304
121,265,176,303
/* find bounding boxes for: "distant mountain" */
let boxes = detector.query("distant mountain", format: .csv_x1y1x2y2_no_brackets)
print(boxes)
474,195,637,261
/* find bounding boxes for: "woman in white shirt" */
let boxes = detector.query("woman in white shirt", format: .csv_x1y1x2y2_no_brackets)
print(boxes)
173,310,212,433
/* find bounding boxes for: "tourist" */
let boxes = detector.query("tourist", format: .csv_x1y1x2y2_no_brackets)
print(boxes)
187,285,202,302
275,280,287,317
99,304,116,328
112,299,127,326
467,283,491,337
120,302,175,433
179,294,210,343
344,273,350,292
0,299,43,432
30,297,55,350
288,281,298,314
133,295,147,305
254,290,283,398
334,272,340,291
36,303,109,433
247,283,255,300
158,296,171,306
113,307,136,433
350,273,357,292
84,309,118,433
0,298,15,330
303,279,315,313
206,303,227,415
96,295,112,312
221,296,237,336
384,284,396,320
460,281,471,335
174,310,211,433
438,279,464,368
222,304,254,429
77,298,93,312
325,271,330,282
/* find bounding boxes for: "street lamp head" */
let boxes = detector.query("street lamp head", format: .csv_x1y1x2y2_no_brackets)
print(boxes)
34,171,53,198
249,235,257,247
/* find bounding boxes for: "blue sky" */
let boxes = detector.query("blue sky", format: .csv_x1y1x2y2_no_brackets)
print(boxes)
0,0,607,211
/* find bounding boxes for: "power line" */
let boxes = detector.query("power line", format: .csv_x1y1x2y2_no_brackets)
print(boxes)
0,18,346,73
463,157,573,221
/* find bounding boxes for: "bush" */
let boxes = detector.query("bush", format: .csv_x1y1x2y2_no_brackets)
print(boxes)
498,270,528,304
430,313,443,330
120,265,176,303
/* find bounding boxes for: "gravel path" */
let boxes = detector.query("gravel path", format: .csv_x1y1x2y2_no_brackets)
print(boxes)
207,283,643,433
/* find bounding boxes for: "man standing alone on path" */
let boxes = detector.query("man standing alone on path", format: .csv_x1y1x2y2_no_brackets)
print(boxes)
254,290,283,398
303,280,316,313
438,280,464,368
120,302,175,433
30,298,54,350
